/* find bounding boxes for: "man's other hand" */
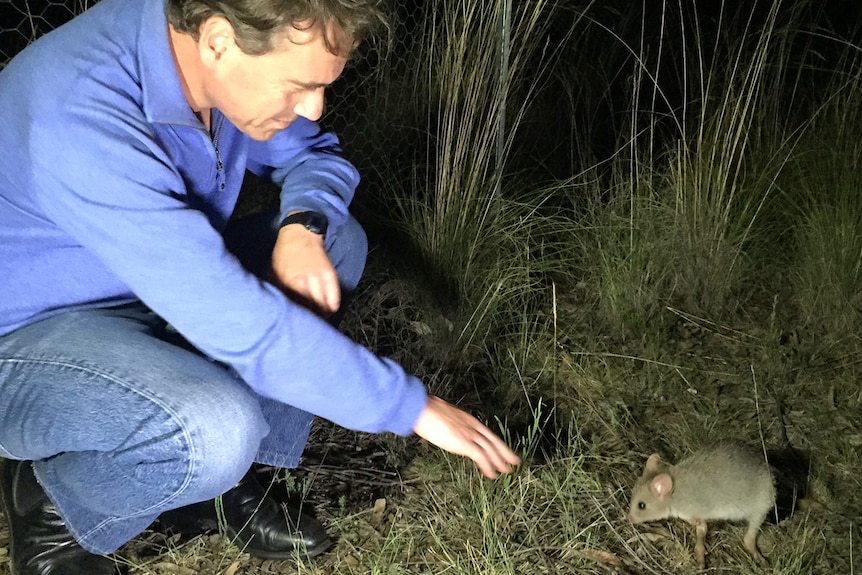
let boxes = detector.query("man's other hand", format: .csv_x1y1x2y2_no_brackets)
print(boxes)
271,224,340,317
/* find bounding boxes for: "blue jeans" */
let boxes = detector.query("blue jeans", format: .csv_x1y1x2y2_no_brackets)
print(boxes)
0,212,367,555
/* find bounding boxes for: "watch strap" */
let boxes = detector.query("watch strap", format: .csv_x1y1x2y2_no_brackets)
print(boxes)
279,211,328,235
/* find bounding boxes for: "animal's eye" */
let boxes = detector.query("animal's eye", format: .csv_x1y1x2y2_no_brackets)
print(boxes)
638,502,646,510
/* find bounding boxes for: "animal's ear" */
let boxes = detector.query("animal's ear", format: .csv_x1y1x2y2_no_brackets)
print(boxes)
650,473,673,499
644,453,665,475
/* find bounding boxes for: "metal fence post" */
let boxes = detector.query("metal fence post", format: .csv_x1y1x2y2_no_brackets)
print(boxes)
496,0,512,198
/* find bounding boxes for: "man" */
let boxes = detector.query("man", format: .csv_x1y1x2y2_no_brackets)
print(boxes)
0,0,522,573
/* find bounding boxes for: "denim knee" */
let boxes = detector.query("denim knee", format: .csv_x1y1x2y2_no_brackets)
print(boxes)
328,215,367,293
176,378,270,502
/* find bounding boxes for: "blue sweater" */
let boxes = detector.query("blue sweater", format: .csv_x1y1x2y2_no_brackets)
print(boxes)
0,0,427,436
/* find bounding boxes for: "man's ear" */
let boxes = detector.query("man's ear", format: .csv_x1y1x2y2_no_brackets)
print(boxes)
198,16,236,65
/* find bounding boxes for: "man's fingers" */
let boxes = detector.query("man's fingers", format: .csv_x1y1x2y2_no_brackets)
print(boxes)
473,432,521,478
285,273,340,316
465,413,522,472
414,396,521,480
477,423,522,464
473,443,517,479
322,276,341,313
271,225,340,316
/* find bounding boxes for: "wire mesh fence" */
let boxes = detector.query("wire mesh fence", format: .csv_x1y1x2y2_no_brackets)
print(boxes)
0,0,526,188
0,0,433,176
0,1,87,68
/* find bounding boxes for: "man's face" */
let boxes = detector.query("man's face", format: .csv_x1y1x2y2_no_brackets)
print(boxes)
202,22,349,141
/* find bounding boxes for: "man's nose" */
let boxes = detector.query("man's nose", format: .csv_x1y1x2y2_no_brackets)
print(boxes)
294,90,325,122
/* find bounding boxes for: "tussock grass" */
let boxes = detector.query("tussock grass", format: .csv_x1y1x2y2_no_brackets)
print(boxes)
367,0,582,350
581,0,800,334
783,63,862,351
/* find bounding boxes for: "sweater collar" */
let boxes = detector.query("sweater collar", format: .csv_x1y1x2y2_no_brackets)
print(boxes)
138,0,202,128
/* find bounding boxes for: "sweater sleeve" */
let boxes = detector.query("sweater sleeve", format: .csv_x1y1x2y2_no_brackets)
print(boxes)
245,117,359,236
30,92,427,437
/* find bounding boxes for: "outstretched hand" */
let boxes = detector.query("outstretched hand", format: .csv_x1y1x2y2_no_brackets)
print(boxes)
413,395,521,479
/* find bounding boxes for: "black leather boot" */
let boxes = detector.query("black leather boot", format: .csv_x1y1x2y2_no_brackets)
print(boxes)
0,459,123,575
159,468,331,559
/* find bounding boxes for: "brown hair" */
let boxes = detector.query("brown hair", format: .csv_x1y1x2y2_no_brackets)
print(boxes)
165,0,390,57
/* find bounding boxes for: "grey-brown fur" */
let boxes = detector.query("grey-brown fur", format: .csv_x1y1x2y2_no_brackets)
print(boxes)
627,444,775,569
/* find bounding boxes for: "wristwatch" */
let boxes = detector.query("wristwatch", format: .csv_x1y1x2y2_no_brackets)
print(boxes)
279,211,328,235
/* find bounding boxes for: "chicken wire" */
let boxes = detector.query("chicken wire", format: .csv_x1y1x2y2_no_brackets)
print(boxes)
0,0,422,158
0,0,513,181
